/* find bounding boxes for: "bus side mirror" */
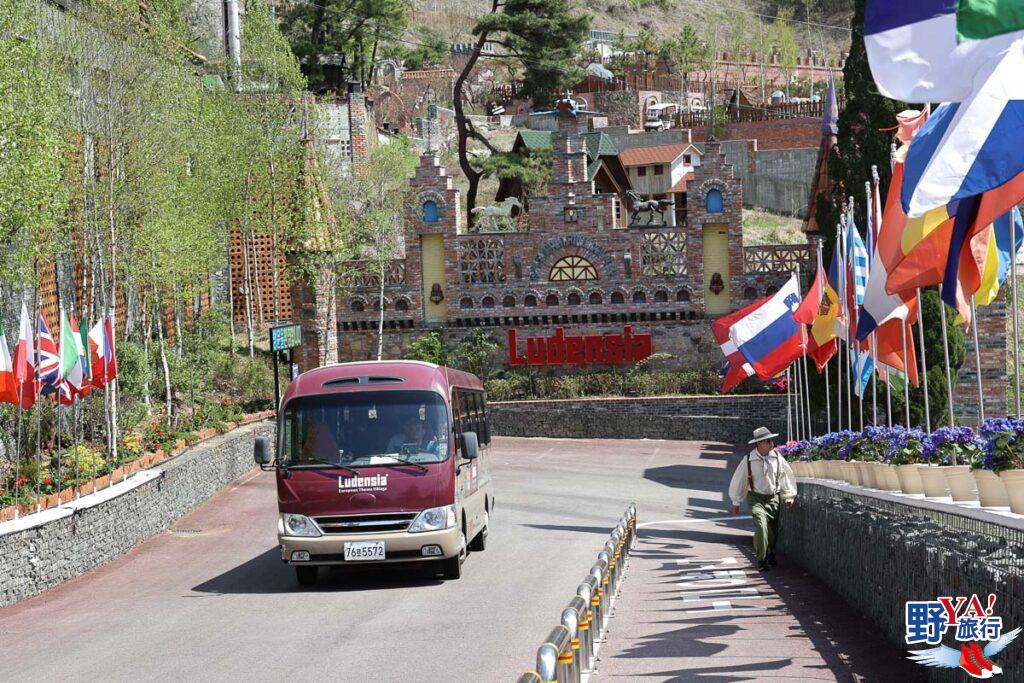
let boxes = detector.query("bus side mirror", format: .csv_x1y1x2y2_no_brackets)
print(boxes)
460,432,479,460
254,437,273,466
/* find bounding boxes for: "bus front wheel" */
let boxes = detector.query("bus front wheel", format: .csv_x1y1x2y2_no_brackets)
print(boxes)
295,565,319,586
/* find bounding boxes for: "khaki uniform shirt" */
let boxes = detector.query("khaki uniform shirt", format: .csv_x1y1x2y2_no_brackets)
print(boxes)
728,449,798,506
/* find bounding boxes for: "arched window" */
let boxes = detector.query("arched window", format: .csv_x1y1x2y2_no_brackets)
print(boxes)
422,199,439,223
611,291,625,304
373,299,384,311
481,296,495,308
568,292,581,306
502,295,516,308
394,298,409,312
545,293,559,306
633,290,647,304
705,189,724,213
460,296,473,309
589,292,603,305
765,285,779,296
743,286,758,299
549,255,598,281
524,294,537,307
654,290,668,303
351,299,365,312
676,288,691,302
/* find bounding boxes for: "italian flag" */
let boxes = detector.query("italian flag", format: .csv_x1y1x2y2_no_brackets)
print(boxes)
0,321,16,405
58,309,84,397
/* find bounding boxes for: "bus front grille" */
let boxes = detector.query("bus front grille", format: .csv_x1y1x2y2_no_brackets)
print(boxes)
314,512,418,534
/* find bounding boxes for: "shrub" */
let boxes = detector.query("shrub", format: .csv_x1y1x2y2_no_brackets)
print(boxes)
64,444,107,477
406,331,452,366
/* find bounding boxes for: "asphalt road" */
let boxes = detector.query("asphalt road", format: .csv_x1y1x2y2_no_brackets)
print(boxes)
0,437,912,681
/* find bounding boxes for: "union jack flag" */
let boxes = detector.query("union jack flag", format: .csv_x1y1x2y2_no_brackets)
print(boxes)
37,313,61,396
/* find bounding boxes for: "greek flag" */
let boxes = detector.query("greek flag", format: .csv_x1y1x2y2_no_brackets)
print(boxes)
846,217,869,307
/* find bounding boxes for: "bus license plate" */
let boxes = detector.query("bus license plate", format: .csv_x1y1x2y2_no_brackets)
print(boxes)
344,541,385,561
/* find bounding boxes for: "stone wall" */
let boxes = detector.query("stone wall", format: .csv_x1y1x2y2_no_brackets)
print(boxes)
778,482,1024,682
691,118,822,151
489,395,787,443
0,422,274,607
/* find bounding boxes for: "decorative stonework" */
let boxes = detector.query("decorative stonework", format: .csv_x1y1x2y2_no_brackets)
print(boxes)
352,260,406,289
529,234,617,282
459,237,506,284
549,255,598,281
641,231,687,277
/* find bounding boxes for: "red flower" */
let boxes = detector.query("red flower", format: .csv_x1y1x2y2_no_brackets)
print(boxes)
65,473,71,480
17,476,28,486
44,476,52,485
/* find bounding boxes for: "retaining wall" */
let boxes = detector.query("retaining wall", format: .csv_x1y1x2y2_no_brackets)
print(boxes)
778,482,1024,682
489,395,787,443
0,421,273,607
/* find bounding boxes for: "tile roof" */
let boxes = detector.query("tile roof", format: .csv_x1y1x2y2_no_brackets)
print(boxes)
518,129,553,151
618,143,690,167
668,172,695,193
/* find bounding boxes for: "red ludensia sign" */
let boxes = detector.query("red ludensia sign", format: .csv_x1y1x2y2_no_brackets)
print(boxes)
508,326,653,366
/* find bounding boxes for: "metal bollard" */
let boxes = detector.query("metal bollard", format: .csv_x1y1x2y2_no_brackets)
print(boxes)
628,503,637,550
562,597,586,683
517,673,542,683
576,581,596,672
586,569,604,641
536,625,571,682
604,539,619,595
595,553,612,628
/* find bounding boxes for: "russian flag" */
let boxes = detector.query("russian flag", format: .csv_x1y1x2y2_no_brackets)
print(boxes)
728,274,804,380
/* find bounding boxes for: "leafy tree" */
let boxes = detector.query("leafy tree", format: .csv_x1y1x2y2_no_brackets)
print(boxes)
486,148,551,213
454,332,499,380
400,28,449,71
454,0,590,223
659,25,712,105
772,8,799,100
407,331,453,366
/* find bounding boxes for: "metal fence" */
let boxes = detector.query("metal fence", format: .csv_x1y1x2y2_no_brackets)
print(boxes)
799,482,1024,570
516,504,637,683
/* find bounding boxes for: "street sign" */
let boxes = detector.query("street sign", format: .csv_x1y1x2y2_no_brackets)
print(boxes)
270,323,302,352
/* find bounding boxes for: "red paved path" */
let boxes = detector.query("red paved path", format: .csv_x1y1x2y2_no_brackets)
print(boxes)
593,515,929,682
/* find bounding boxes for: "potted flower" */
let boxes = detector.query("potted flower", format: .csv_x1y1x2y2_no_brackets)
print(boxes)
778,440,810,477
886,426,927,495
925,426,984,502
980,417,1024,512
856,426,897,490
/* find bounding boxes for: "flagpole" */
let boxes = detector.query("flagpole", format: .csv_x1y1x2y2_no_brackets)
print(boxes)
900,323,911,429
885,365,893,427
938,285,956,428
786,366,792,442
836,221,846,432
915,288,931,432
793,360,802,441
1013,211,1022,416
870,335,878,425
14,381,24,520
970,296,985,425
816,241,831,433
33,293,42,512
866,177,878,427
842,210,853,431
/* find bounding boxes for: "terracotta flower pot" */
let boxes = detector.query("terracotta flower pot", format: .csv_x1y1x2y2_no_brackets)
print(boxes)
78,481,94,496
0,506,15,522
197,428,216,440
896,464,924,495
96,474,110,489
59,488,75,503
999,469,1024,514
943,465,979,502
974,469,1009,508
917,465,951,498
111,467,124,481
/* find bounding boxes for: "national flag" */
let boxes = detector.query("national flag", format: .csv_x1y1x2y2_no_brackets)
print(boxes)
87,320,108,389
728,274,805,379
104,316,117,381
793,266,837,372
864,0,1024,104
975,206,1024,307
12,303,36,409
73,315,91,399
822,75,838,136
0,321,16,405
846,218,869,307
712,298,765,393
58,310,84,396
875,317,920,388
850,345,875,398
816,239,845,345
901,50,1024,219
37,313,61,396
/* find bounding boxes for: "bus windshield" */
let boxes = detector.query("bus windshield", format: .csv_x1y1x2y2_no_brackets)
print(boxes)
280,391,450,468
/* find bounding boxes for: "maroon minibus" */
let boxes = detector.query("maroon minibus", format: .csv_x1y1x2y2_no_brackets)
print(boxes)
254,361,493,585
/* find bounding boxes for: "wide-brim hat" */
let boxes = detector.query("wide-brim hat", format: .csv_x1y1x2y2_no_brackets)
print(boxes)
748,426,780,444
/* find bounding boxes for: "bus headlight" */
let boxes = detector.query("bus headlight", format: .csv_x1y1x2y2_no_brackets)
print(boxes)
408,505,456,533
281,513,321,537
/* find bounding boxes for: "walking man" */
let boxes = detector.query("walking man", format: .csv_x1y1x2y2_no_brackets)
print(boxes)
728,426,797,571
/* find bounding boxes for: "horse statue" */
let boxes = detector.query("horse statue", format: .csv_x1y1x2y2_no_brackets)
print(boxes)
470,197,523,232
625,191,675,226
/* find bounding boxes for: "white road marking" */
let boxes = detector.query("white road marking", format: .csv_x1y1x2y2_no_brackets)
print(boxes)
682,588,760,602
685,604,766,614
637,515,746,528
534,447,555,461
644,447,661,465
677,577,749,589
675,556,738,566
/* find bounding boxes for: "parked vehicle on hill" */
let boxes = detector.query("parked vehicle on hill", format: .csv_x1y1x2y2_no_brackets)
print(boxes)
254,361,494,586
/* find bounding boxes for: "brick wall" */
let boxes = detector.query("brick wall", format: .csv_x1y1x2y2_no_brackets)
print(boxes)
691,118,822,151
489,395,787,443
0,422,274,607
953,297,1008,423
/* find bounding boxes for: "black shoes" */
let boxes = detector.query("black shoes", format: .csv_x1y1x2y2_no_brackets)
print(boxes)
766,552,777,568
757,559,770,571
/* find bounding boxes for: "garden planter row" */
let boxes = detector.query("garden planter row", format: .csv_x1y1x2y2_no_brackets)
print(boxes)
0,409,277,523
790,460,1024,514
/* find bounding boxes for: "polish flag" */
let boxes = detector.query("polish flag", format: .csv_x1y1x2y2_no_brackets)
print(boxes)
12,303,36,409
0,321,15,405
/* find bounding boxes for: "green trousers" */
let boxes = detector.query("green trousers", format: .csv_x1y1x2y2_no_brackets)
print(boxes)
746,491,780,561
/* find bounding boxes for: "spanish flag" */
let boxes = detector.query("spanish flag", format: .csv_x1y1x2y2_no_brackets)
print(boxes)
812,240,844,348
